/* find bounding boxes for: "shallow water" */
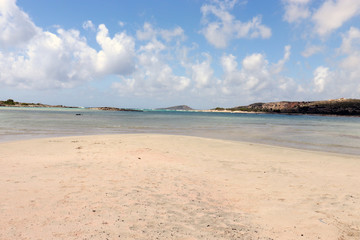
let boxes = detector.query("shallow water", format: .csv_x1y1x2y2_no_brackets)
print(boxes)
1,107,359,155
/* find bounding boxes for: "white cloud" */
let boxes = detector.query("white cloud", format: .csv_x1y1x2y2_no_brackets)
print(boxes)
312,0,360,36
191,53,214,88
136,22,156,41
339,27,360,55
220,54,242,90
272,45,291,74
308,65,360,98
82,20,95,31
111,78,136,95
338,27,360,83
200,0,271,48
0,0,39,48
95,24,135,75
136,22,185,42
0,22,136,89
282,0,311,23
242,53,268,72
112,62,190,96
3,0,359,106
241,53,270,90
301,45,323,57
221,53,238,75
0,2,188,95
301,28,360,98
112,23,189,96
312,66,329,92
160,26,185,42
0,0,137,89
0,28,97,89
219,46,299,101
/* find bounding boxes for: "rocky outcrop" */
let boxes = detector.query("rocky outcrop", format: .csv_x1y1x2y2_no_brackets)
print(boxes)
221,98,360,116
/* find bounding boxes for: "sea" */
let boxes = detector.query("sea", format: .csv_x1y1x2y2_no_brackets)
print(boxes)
0,107,359,155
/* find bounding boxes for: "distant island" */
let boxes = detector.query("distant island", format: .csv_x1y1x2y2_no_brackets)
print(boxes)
156,105,194,111
213,98,360,116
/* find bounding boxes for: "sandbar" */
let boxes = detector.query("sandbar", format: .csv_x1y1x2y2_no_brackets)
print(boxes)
0,134,359,239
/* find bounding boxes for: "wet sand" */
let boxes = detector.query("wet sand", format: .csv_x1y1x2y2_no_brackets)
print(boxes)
0,134,359,239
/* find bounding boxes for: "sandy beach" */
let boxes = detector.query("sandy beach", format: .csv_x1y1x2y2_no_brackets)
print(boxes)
0,134,359,239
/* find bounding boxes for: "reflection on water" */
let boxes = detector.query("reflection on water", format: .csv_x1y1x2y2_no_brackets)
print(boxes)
0,107,359,155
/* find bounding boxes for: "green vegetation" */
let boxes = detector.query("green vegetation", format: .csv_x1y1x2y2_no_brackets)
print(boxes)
4,99,16,105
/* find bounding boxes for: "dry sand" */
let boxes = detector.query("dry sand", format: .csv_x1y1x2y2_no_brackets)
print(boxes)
0,134,359,240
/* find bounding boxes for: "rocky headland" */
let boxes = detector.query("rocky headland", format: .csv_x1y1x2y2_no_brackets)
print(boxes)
214,98,360,116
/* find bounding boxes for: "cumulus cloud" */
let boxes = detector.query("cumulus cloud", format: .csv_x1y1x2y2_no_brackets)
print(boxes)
0,0,137,89
240,53,273,91
3,0,359,105
200,0,271,48
338,27,360,83
282,0,311,23
242,53,267,72
0,0,39,48
191,53,214,88
0,26,95,88
0,28,99,89
312,66,329,92
339,27,360,55
219,46,298,101
0,0,187,95
312,0,360,36
112,61,190,96
95,24,135,75
0,23,136,89
300,28,360,98
112,23,189,96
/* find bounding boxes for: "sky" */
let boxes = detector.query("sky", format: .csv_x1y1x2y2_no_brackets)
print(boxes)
1,0,360,109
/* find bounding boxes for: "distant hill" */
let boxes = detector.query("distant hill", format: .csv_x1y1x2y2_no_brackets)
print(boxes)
157,105,194,111
214,98,360,116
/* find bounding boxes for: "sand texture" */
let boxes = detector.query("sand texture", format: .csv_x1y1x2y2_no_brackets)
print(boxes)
0,134,359,239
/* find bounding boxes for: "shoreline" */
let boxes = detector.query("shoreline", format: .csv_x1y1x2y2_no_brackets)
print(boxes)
2,105,360,117
1,134,359,239
1,107,359,156
1,132,359,157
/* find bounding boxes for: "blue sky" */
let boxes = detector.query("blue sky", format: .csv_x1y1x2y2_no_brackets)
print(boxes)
1,0,360,109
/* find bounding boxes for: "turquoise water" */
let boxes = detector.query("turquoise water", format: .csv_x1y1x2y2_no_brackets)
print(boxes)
1,107,360,155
